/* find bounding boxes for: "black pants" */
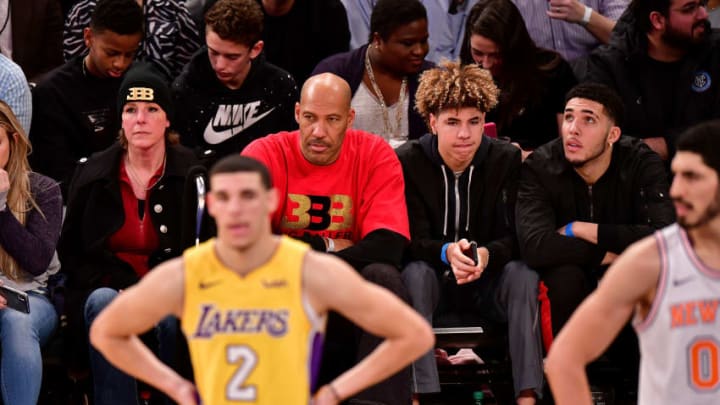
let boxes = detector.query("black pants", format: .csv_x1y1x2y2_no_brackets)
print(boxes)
316,263,412,405
540,264,639,375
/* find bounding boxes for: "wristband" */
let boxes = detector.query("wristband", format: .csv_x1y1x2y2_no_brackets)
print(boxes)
441,242,451,265
326,237,335,253
328,383,342,402
566,221,575,238
581,5,592,25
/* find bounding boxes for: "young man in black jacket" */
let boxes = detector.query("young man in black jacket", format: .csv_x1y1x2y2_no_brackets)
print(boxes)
397,61,543,405
30,0,143,198
516,83,675,349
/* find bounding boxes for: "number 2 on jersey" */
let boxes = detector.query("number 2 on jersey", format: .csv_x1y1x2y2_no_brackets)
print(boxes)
226,345,258,401
688,337,719,391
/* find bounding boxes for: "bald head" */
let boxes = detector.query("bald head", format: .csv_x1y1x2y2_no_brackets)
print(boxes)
295,73,356,166
300,73,353,110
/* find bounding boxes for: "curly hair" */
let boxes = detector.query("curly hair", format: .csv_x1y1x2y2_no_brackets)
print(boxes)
415,60,499,129
205,0,263,47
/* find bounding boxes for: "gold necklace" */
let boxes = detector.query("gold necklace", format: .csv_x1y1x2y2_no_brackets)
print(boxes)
364,47,408,142
125,154,167,192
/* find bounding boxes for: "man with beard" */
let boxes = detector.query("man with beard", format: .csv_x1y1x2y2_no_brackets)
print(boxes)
516,83,675,357
545,120,720,404
584,0,720,160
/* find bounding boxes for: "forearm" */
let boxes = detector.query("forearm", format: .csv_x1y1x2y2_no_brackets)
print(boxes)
571,221,598,245
0,199,62,276
521,232,604,268
328,334,430,401
584,9,616,44
597,224,656,254
333,229,406,270
545,359,593,405
407,239,446,270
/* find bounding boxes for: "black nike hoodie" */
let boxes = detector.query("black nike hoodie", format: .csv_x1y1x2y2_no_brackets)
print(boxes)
396,133,521,277
171,49,299,166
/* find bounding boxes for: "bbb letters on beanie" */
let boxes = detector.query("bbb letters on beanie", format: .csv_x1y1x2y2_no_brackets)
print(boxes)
117,62,173,121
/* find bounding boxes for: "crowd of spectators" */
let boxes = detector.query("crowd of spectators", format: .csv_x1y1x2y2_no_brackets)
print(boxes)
0,0,718,403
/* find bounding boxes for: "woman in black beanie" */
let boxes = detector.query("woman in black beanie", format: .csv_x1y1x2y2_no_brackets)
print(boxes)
59,62,201,405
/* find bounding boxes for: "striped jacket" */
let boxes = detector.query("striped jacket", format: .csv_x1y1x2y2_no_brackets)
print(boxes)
63,0,201,79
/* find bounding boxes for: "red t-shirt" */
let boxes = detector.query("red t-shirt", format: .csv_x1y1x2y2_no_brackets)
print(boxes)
243,129,410,242
106,160,161,278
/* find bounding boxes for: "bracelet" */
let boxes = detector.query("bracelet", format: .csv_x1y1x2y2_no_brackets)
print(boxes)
566,221,575,238
440,242,451,265
326,237,335,253
581,5,592,25
328,383,342,402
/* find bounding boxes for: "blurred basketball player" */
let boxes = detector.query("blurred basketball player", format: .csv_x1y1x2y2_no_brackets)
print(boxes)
90,155,434,405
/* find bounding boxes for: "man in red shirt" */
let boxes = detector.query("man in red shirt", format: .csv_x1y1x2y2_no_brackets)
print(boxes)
243,73,412,405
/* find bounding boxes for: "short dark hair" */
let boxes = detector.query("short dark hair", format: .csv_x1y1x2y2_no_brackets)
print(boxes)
210,155,272,190
565,83,624,126
369,0,427,42
205,0,263,47
629,0,672,34
676,120,720,177
90,0,144,36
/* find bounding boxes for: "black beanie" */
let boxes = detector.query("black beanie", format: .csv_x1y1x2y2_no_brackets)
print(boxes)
117,62,173,122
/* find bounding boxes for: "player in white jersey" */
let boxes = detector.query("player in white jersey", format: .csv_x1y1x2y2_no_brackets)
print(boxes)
545,119,720,405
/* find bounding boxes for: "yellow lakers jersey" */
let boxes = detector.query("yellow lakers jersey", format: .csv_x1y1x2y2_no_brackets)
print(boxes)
181,236,323,405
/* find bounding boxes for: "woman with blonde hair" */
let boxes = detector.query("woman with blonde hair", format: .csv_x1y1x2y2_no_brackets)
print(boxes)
0,100,63,405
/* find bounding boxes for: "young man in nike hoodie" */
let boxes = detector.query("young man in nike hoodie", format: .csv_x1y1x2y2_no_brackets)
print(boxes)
396,61,543,404
172,0,298,167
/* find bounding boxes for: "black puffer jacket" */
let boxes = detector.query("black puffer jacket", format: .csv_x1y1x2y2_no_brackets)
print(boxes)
396,133,521,277
516,136,675,270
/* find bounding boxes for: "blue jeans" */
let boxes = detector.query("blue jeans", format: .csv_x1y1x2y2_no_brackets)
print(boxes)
0,291,58,405
85,287,178,405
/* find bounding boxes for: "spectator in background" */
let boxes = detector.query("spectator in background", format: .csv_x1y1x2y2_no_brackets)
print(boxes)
584,0,720,160
511,0,628,63
63,0,201,79
516,83,674,355
59,63,202,405
243,73,413,405
172,0,298,167
0,100,62,405
30,0,143,198
461,0,577,159
314,0,433,148
342,0,480,64
710,0,720,26
3,0,64,84
398,61,542,404
0,54,31,133
259,0,350,86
